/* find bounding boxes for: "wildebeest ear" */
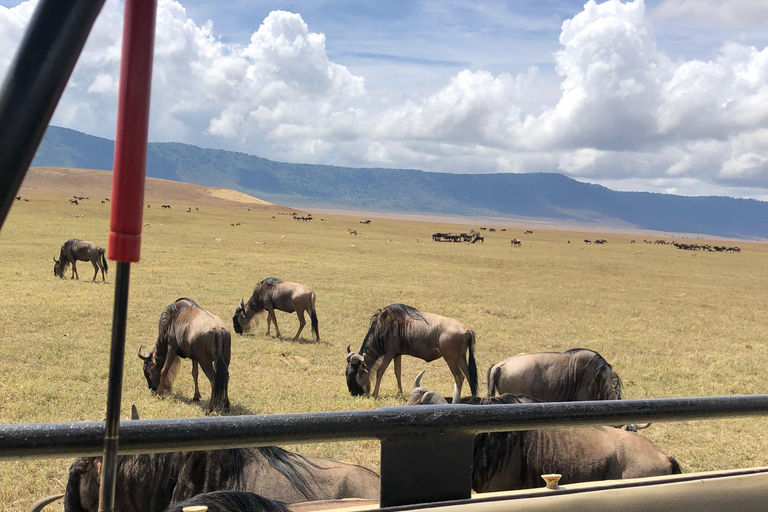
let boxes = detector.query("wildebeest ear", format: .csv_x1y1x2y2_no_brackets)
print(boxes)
131,405,140,420
346,345,351,354
239,298,245,308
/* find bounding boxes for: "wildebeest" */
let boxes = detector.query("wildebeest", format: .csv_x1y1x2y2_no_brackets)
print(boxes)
163,491,289,512
69,198,79,205
584,239,592,244
524,230,533,234
53,239,108,282
138,298,230,414
16,195,21,201
62,443,380,512
408,376,681,493
510,238,521,247
233,278,319,342
486,348,623,401
162,204,171,209
345,303,478,399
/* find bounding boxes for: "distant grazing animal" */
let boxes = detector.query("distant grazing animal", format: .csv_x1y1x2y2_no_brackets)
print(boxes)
348,229,357,236
62,428,380,512
162,204,171,209
488,228,496,232
233,278,319,342
635,250,642,256
510,238,521,247
345,303,477,399
524,230,533,234
407,376,680,493
195,207,199,211
360,220,371,224
69,198,78,205
163,491,289,512
631,240,636,244
138,298,230,414
53,239,108,282
567,240,570,244
24,198,29,201
101,200,105,204
104,198,110,202
486,348,624,401
594,238,607,244
16,195,21,201
501,228,506,232
584,239,592,244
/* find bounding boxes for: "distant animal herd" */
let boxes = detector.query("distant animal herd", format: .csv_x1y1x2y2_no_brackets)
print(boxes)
38,213,752,512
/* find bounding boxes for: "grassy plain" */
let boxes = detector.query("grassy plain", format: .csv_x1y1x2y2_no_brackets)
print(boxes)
1,187,767,511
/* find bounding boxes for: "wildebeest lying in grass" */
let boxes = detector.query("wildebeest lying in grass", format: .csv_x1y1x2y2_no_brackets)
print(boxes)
233,278,319,342
162,491,289,512
61,438,380,512
487,348,623,400
53,239,108,282
346,303,478,399
138,298,230,414
408,375,681,493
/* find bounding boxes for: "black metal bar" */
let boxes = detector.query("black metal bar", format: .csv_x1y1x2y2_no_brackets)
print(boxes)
99,262,130,512
0,0,105,230
381,434,474,507
0,395,766,461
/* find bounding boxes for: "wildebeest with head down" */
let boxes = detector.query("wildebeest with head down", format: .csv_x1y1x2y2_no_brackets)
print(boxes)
62,442,380,512
53,239,108,282
233,278,319,342
138,298,230,414
408,375,681,493
345,303,478,399
486,348,623,401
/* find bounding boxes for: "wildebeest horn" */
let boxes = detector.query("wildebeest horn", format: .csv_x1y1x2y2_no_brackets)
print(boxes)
346,345,351,354
239,298,245,308
137,345,150,361
452,383,460,404
413,370,425,389
27,494,64,512
131,404,140,420
634,422,651,430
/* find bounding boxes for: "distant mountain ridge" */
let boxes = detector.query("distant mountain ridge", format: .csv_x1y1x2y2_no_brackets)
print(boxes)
32,125,768,239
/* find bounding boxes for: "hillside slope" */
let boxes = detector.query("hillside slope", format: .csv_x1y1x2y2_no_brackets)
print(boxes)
31,125,768,238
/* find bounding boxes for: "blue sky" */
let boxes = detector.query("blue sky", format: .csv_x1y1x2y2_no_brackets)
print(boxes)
2,0,768,199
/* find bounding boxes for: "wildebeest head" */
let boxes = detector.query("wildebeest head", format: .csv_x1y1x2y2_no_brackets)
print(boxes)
407,371,451,405
345,345,370,396
64,456,101,512
53,257,67,278
137,345,160,391
233,298,247,334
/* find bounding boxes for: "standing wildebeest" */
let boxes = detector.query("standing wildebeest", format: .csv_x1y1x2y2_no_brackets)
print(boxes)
61,439,380,512
408,376,680,493
233,278,319,342
345,303,478,399
138,298,230,414
510,238,521,247
486,348,623,401
53,239,108,282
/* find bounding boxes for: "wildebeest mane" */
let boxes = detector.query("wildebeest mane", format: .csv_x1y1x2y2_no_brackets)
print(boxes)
360,303,427,360
163,491,289,512
258,447,320,501
565,348,622,400
246,278,284,312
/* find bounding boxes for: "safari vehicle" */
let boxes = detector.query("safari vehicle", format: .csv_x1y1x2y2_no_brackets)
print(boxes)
0,1,766,512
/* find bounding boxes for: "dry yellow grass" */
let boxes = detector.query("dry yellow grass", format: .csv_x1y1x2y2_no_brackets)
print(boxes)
0,186,767,511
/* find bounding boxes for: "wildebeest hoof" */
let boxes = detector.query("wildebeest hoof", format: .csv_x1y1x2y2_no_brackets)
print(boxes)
193,395,201,401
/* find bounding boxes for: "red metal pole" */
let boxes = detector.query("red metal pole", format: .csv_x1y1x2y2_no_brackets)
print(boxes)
100,0,156,511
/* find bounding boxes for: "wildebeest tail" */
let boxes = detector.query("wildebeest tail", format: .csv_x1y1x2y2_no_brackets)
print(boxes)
163,490,290,512
310,295,319,341
487,365,501,397
611,370,623,400
670,457,682,474
258,447,319,501
99,248,108,275
212,329,230,413
467,330,478,396
64,461,88,512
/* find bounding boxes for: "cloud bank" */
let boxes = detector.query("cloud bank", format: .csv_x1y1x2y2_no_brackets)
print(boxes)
1,0,767,199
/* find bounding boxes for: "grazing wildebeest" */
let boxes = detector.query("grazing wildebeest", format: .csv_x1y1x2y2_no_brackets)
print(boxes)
162,204,171,209
163,491,289,512
69,198,78,205
138,298,230,414
360,219,371,224
62,441,380,512
510,238,521,247
233,278,319,342
345,303,478,399
16,195,21,201
524,230,533,234
584,239,592,244
486,348,623,401
53,239,108,282
408,376,680,493
348,229,357,236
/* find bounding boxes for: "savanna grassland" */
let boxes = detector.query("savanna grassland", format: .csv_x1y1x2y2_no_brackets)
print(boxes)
1,186,767,511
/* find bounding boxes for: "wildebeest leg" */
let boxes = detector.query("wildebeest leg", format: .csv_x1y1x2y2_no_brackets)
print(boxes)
372,354,395,398
71,260,78,279
393,355,403,395
293,309,306,341
157,350,179,395
197,358,217,414
192,360,201,401
91,259,99,282
267,307,281,338
444,356,466,399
